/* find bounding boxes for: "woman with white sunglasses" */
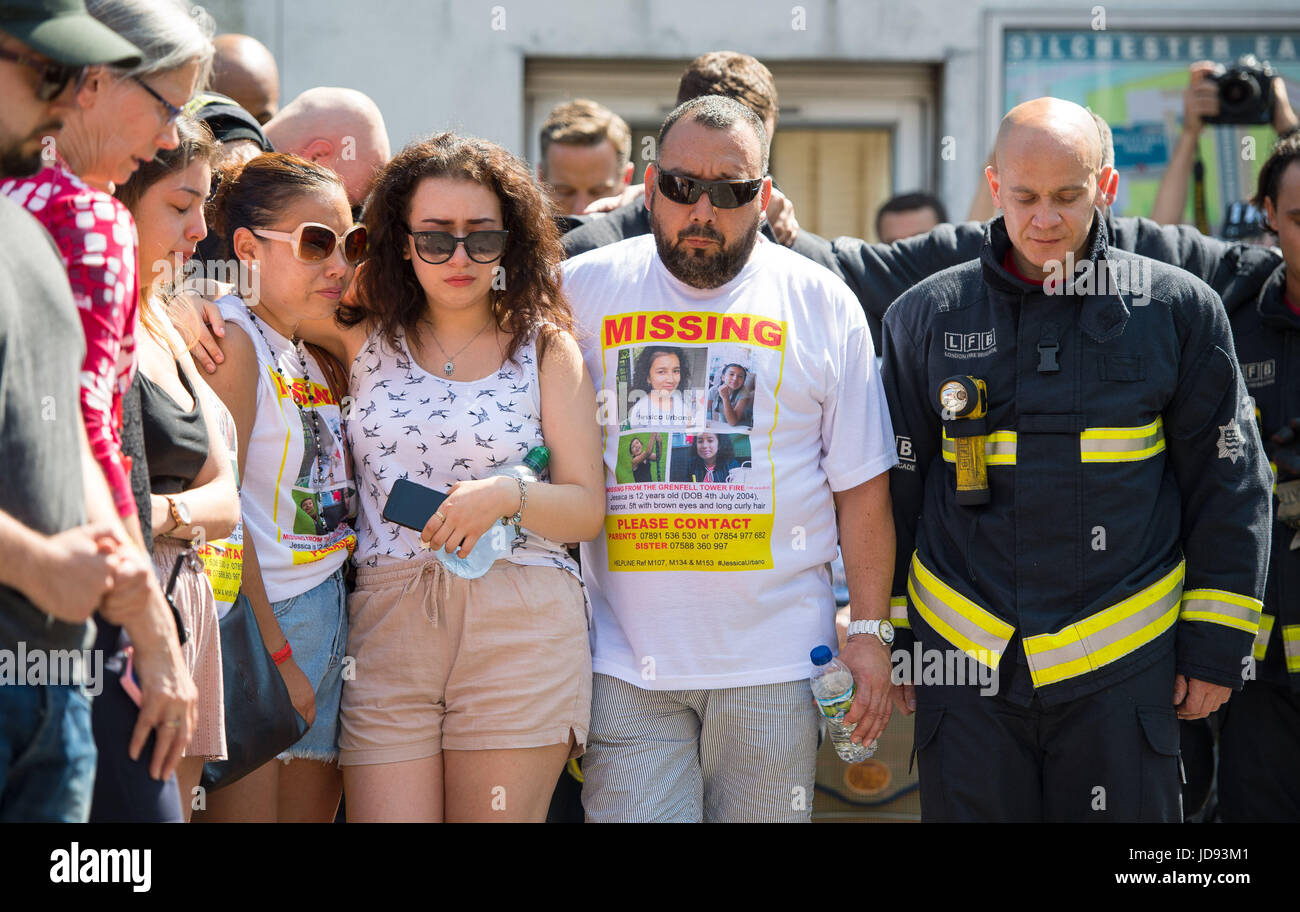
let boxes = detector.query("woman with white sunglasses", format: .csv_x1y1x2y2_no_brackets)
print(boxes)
197,152,364,822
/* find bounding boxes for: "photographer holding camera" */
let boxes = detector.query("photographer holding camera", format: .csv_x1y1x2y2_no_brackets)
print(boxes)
1151,58,1299,228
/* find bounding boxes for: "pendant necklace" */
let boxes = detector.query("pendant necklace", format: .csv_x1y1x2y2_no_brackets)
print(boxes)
424,316,493,377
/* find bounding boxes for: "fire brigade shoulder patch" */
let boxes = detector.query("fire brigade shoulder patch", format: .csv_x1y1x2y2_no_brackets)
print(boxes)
943,330,997,359
1217,419,1246,463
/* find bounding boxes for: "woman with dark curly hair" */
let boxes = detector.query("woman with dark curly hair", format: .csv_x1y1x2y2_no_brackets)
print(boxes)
290,132,604,822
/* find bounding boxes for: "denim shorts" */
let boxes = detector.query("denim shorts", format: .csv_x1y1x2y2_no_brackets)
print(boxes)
0,682,97,822
272,569,347,762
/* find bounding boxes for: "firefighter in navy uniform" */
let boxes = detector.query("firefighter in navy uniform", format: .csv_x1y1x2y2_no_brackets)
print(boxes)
879,98,1273,822
1216,134,1300,822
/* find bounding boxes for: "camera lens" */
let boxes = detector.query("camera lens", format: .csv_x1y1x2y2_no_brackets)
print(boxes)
1221,74,1257,108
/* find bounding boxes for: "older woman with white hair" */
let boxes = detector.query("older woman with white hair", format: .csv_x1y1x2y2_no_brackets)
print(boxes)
1,0,215,823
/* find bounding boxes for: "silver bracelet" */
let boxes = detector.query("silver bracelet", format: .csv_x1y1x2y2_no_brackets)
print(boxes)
504,476,527,536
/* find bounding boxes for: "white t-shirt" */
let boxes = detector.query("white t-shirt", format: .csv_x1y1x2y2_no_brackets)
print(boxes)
563,234,897,690
217,297,356,603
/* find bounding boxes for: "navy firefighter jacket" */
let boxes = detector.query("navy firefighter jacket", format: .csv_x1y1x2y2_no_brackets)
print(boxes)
881,215,1273,706
1226,261,1300,692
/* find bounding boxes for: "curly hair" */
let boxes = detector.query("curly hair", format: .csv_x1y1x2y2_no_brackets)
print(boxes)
340,132,573,365
632,345,689,394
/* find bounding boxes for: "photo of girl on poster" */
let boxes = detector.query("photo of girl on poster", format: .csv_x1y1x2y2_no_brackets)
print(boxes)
670,431,748,483
616,432,667,483
624,344,705,428
706,358,755,429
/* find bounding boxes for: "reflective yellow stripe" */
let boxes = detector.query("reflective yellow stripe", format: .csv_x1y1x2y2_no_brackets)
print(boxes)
889,595,910,629
939,419,1164,466
1022,562,1185,688
940,430,1017,465
1254,613,1275,661
1079,417,1166,463
906,555,1013,669
1284,625,1300,674
1179,588,1263,634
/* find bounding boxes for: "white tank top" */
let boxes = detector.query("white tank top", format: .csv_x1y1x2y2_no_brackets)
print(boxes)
217,296,356,602
345,324,580,581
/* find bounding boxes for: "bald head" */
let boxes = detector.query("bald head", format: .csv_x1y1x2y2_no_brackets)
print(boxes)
265,87,392,209
987,97,1114,277
994,97,1103,175
212,34,279,125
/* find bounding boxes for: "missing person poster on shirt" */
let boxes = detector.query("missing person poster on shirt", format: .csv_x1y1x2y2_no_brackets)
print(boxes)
599,311,784,571
268,368,358,565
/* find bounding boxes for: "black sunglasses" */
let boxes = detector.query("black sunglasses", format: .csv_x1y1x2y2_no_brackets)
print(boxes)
655,169,765,209
0,47,85,101
407,229,509,265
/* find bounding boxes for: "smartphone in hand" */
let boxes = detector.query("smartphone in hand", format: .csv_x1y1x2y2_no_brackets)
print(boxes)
382,478,450,532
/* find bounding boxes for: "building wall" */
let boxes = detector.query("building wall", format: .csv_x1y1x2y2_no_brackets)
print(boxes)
198,0,1300,226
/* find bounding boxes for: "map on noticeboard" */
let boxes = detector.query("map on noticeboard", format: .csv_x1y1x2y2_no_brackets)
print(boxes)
1003,30,1300,236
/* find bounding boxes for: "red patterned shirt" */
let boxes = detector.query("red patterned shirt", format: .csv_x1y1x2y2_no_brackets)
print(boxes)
2,161,140,518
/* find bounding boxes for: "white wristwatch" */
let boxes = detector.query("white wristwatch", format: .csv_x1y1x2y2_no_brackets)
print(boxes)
846,618,895,646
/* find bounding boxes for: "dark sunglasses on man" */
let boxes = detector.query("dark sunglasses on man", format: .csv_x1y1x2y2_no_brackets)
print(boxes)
252,222,368,265
654,168,766,209
0,46,85,100
406,229,509,265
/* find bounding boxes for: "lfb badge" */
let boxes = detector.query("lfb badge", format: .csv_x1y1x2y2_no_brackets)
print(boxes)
1217,419,1247,463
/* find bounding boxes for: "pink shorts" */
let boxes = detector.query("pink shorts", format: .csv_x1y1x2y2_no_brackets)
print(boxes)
339,557,591,766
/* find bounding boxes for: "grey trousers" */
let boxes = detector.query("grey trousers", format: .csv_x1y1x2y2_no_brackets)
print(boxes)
581,673,820,823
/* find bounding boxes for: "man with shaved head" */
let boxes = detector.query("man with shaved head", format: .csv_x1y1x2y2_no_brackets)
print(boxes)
265,86,391,215
880,97,1271,821
831,108,1282,352
212,34,279,124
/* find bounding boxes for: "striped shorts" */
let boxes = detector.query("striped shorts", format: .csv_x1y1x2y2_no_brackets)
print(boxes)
580,673,819,823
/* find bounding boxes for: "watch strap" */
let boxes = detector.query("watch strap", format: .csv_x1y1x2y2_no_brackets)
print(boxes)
846,619,881,638
164,494,181,531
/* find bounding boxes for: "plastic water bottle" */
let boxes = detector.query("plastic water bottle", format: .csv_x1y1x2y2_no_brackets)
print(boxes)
435,446,549,580
810,645,877,762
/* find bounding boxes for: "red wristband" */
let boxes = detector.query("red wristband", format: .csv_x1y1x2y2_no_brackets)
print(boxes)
272,641,292,666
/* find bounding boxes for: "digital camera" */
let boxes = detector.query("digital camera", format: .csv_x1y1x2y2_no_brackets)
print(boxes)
1206,55,1276,125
